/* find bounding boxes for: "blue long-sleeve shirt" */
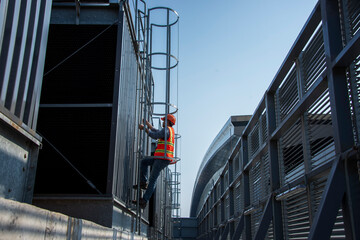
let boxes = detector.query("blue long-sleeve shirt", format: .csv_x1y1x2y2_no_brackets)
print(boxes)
148,127,170,140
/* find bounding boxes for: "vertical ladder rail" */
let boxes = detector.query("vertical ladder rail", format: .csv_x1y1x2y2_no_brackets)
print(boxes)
135,6,180,239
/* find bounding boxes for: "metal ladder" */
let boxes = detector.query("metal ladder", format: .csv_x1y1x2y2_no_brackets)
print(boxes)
132,1,180,238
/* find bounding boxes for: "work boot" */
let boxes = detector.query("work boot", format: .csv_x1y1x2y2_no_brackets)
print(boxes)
133,182,148,190
132,198,147,209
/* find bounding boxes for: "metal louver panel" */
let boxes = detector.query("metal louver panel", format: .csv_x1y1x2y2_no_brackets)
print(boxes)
348,55,360,143
217,183,221,199
261,110,268,143
307,90,335,169
250,160,262,204
266,221,274,240
311,175,327,217
347,0,360,36
233,152,241,177
262,153,271,199
249,122,260,158
251,209,263,238
282,188,309,239
280,119,305,184
224,170,229,189
278,67,299,122
225,194,230,220
234,181,244,216
301,26,326,92
217,203,221,227
331,208,346,238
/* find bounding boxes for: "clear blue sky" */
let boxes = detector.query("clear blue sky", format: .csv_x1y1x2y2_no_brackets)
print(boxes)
146,0,318,217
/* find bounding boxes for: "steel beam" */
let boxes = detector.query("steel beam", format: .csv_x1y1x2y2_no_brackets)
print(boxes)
231,214,244,240
220,222,229,240
50,4,119,25
214,227,221,240
308,156,346,239
253,196,273,240
333,31,360,67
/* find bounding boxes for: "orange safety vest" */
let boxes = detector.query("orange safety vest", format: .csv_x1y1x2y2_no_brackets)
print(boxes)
154,126,175,164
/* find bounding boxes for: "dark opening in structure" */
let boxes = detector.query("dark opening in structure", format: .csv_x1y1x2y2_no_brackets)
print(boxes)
35,24,117,195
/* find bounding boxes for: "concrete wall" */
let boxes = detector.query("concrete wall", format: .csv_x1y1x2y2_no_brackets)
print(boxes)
0,197,147,239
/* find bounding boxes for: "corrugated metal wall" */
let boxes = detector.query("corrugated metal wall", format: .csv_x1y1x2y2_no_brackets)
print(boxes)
0,0,51,204
111,13,140,203
0,0,52,131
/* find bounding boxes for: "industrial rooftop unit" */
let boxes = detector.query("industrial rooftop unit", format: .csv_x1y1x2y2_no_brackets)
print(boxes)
30,1,180,238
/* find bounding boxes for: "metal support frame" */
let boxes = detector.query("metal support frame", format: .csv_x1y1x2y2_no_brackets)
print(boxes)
314,1,360,238
253,196,272,240
220,222,230,240
321,0,354,153
231,214,244,240
228,159,235,239
194,1,360,240
240,136,252,240
266,92,284,240
308,155,346,239
306,146,360,239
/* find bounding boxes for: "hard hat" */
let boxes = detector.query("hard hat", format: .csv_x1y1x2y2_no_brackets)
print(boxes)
161,114,176,125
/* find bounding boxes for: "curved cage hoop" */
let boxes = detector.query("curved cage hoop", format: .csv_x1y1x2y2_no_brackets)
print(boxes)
148,52,179,70
148,7,179,27
150,102,178,116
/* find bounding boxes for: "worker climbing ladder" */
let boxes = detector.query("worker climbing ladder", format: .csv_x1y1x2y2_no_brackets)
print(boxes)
131,2,181,238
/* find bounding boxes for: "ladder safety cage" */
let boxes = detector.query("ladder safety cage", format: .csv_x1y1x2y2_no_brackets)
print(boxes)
132,3,181,238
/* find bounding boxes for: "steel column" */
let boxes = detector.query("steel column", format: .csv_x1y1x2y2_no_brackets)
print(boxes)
228,159,235,238
241,136,251,240
321,0,354,153
266,92,284,240
343,153,360,239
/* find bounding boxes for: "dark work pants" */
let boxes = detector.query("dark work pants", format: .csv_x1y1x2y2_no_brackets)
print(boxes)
140,157,170,202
